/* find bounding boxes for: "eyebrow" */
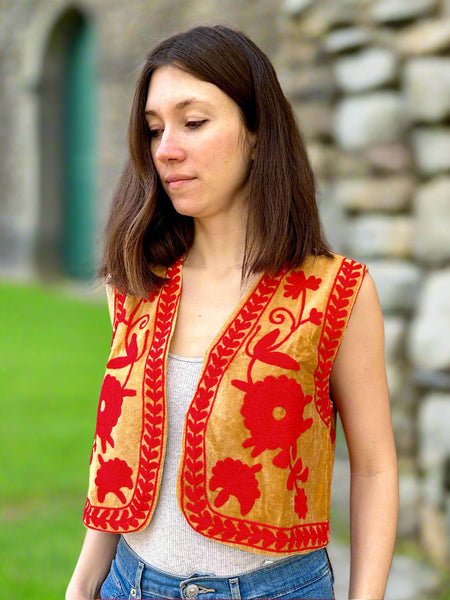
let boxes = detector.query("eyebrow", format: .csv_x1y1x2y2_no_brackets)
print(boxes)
145,97,214,117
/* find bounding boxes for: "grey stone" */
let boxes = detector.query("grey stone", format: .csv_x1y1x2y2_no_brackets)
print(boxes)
396,18,450,55
332,149,373,177
392,407,416,456
412,128,450,176
413,177,450,263
409,270,450,371
345,216,413,258
398,470,421,537
282,0,314,17
334,93,408,150
384,316,407,362
331,176,414,212
365,143,414,173
369,260,423,312
293,102,334,141
281,65,335,101
404,58,450,123
324,27,373,54
370,0,438,23
418,394,450,505
334,47,398,93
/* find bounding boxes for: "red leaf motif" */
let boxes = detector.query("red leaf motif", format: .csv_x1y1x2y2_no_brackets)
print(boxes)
128,333,138,361
308,308,323,326
107,355,133,369
287,458,309,490
257,350,300,371
294,488,308,520
253,329,280,355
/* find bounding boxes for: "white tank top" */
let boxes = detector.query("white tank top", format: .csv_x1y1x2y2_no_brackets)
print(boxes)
123,353,282,576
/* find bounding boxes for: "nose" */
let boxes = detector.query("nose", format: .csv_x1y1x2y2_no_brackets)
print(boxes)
153,128,185,163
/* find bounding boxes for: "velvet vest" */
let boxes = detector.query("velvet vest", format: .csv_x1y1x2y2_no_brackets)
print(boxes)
83,253,366,555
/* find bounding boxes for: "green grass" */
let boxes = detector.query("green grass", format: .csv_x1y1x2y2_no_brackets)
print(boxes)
0,280,112,599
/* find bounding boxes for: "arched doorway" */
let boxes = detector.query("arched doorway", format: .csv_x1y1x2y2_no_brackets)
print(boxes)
37,7,97,280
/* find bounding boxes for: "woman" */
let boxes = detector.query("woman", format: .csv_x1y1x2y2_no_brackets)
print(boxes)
66,25,398,600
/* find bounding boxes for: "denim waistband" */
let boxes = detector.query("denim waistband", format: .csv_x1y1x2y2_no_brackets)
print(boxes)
113,535,334,599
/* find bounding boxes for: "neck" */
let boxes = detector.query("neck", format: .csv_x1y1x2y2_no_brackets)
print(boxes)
186,214,247,272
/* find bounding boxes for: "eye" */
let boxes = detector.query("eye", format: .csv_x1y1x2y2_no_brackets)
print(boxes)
149,128,163,138
186,119,207,130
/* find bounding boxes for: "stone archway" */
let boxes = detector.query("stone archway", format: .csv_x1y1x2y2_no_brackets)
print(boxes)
36,6,97,279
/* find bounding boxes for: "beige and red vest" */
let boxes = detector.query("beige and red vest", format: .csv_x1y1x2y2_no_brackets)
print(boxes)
83,253,366,555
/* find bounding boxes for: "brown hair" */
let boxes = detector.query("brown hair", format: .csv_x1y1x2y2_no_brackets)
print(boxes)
100,25,331,297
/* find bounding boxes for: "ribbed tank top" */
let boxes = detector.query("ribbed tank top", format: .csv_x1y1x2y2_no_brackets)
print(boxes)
123,353,284,576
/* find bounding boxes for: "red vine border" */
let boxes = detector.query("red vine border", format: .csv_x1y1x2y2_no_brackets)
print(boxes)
84,259,183,531
314,258,366,433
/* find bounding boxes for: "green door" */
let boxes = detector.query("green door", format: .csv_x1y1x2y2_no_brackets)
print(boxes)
63,17,97,279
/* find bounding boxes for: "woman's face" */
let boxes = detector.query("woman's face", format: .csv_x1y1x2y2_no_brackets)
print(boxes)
145,65,255,222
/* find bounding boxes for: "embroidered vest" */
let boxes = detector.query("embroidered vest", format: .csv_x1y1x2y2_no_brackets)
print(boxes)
83,253,366,555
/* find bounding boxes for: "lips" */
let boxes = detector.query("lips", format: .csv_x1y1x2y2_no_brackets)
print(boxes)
165,175,196,189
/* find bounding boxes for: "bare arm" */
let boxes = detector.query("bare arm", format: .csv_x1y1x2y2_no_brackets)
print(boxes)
330,274,398,600
66,286,119,600
66,528,120,599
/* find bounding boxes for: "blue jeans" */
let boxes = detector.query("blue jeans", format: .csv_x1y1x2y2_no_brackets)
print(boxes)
100,536,335,599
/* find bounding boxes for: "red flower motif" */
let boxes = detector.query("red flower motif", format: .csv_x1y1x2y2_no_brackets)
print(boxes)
209,458,262,516
95,374,136,453
283,271,321,300
294,488,308,519
239,375,313,466
309,307,323,326
95,455,133,504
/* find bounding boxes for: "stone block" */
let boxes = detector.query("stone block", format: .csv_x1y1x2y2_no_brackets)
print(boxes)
418,393,450,505
370,0,438,23
334,47,398,93
332,149,372,177
398,469,421,537
409,270,450,371
413,177,450,263
365,143,414,173
366,259,422,313
392,406,416,456
404,58,450,123
324,27,373,54
293,102,334,141
334,93,408,150
281,65,335,101
345,216,413,258
282,0,314,18
384,316,407,362
412,128,450,176
396,18,450,55
331,176,414,212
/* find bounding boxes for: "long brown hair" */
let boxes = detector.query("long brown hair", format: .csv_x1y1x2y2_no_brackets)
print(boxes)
100,25,331,297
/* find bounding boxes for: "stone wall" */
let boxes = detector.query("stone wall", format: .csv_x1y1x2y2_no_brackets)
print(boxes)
275,0,450,565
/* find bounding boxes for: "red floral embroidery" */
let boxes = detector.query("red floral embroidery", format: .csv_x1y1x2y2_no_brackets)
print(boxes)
283,271,321,300
236,375,313,467
95,455,133,504
308,307,323,326
210,458,262,516
95,374,136,453
294,488,308,519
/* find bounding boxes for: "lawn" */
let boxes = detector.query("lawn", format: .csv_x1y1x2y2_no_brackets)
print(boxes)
0,280,112,599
